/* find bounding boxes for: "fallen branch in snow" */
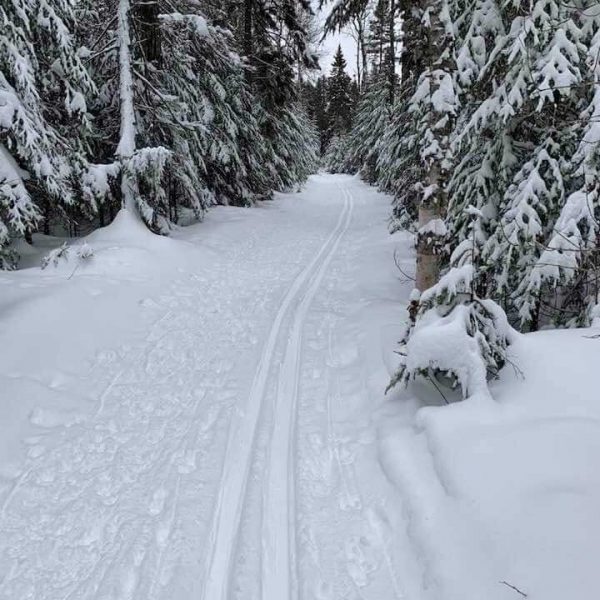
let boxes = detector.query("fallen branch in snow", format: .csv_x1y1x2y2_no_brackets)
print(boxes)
500,580,528,597
393,248,415,283
504,354,525,380
426,374,450,405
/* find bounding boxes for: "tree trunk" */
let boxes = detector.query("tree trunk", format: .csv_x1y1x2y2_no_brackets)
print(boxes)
136,0,161,65
416,199,443,292
361,33,368,87
43,198,51,235
388,0,396,105
116,0,138,213
244,0,253,59
414,0,456,292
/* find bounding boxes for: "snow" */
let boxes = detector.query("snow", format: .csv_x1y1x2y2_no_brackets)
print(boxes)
1,174,600,600
0,175,411,600
160,13,210,37
382,326,600,600
418,217,447,236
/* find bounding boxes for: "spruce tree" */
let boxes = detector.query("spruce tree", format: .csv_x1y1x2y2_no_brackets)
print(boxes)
448,0,598,328
341,74,390,181
324,45,355,164
0,0,94,267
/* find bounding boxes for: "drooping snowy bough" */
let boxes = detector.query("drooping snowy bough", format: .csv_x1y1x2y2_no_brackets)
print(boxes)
389,265,517,400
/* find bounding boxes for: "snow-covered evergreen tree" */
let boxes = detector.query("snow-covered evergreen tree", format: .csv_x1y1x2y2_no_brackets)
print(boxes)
328,46,355,133
0,0,94,267
339,75,390,181
388,265,515,399
390,0,600,399
449,0,599,329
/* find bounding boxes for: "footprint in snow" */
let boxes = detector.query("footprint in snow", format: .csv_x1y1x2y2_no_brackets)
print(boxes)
149,488,168,515
345,535,379,588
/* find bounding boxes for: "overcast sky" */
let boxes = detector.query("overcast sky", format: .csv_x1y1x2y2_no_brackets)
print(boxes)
313,2,358,76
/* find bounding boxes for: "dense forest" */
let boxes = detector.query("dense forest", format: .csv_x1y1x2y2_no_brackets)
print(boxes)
1,0,320,269
313,0,600,397
2,3,600,598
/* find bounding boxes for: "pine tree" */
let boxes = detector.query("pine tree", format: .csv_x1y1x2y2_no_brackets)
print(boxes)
0,0,94,267
448,0,599,329
302,77,330,155
389,0,600,400
341,74,390,181
79,0,284,234
324,45,355,161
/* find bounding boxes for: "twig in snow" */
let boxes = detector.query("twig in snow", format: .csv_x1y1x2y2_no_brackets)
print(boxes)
504,355,525,380
500,580,528,598
426,374,450,405
67,263,80,280
393,248,415,283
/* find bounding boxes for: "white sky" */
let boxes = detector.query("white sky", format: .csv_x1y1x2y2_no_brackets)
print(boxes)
314,2,359,76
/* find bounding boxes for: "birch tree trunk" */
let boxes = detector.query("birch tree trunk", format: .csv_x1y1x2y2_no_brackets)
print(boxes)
116,0,137,213
414,0,457,292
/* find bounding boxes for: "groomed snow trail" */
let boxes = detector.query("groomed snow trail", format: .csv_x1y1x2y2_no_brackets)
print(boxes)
203,189,353,600
0,175,412,600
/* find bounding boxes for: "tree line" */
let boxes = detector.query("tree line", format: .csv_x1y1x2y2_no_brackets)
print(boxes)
319,0,600,397
0,0,320,268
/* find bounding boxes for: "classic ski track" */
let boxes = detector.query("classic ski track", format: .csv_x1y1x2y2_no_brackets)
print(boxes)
202,188,353,600
261,187,354,600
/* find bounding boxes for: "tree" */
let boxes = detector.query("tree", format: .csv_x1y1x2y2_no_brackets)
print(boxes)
0,0,94,267
448,0,598,328
301,77,331,155
326,46,355,142
341,74,390,181
389,0,600,399
406,0,459,292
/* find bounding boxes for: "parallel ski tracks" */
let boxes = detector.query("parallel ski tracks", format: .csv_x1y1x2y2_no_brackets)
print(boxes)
202,187,354,600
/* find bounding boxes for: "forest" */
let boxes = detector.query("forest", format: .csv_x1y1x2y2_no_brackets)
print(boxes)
1,1,600,599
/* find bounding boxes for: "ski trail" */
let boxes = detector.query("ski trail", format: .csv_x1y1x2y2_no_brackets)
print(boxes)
202,189,352,600
261,188,354,600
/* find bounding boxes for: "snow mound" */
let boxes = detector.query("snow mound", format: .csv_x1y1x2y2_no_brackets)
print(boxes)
381,327,600,600
86,208,165,246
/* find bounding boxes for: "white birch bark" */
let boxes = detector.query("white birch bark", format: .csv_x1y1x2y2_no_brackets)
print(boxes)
116,0,138,213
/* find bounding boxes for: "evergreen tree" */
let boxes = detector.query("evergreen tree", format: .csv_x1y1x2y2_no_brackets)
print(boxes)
80,0,288,230
366,0,391,75
448,0,599,328
326,46,355,140
302,77,330,155
341,74,390,181
389,0,600,399
0,0,94,267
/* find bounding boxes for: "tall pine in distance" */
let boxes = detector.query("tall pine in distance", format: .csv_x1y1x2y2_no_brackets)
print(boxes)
323,45,357,172
327,46,355,140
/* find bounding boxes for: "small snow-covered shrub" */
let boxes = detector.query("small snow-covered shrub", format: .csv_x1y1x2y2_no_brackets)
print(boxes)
388,265,516,399
41,243,70,270
77,243,94,261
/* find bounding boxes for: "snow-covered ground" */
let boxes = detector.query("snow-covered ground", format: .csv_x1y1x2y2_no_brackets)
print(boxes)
382,326,600,600
1,174,599,600
0,175,411,600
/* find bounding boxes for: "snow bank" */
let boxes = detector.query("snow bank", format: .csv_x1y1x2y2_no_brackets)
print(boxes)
0,208,200,479
380,327,600,600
